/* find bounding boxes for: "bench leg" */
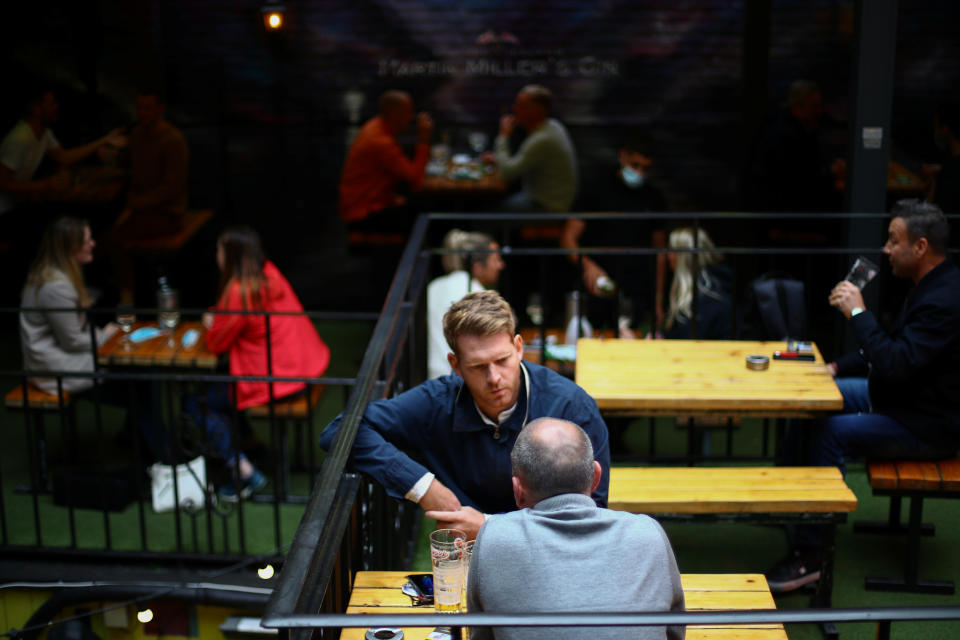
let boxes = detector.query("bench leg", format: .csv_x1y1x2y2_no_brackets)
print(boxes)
811,522,839,639
865,496,955,594
853,495,935,536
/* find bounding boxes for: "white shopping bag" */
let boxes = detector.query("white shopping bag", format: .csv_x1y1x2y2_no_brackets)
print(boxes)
148,456,207,512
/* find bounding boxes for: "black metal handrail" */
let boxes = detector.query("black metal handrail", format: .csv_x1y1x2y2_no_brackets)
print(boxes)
263,213,431,630
264,605,960,640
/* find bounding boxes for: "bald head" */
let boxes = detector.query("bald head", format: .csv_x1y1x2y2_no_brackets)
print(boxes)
510,418,597,506
379,90,414,133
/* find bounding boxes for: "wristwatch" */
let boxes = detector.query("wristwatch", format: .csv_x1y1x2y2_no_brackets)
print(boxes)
850,307,864,317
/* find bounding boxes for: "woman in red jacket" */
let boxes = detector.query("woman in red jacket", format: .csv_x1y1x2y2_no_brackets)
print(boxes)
202,226,331,500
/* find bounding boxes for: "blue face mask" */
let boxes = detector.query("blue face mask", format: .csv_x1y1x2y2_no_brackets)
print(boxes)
620,165,645,189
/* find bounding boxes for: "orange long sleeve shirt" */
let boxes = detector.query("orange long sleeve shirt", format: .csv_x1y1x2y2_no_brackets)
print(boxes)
338,116,429,223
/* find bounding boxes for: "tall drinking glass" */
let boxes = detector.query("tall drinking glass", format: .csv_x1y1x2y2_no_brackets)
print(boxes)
468,131,488,155
157,288,180,345
116,304,136,351
844,255,879,290
461,539,475,613
429,529,466,613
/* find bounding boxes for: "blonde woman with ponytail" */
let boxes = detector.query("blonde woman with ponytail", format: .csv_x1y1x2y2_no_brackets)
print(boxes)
664,227,733,340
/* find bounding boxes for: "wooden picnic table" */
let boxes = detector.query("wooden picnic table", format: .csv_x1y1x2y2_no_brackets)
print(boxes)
575,339,843,417
97,320,216,369
341,570,787,640
418,162,506,196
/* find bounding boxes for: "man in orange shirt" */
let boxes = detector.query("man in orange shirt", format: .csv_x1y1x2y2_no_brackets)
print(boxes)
338,90,433,232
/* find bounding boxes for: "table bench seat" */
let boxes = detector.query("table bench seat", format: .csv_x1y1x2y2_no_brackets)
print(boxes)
343,571,787,640
855,457,960,594
609,466,858,515
5,384,70,410
610,466,856,635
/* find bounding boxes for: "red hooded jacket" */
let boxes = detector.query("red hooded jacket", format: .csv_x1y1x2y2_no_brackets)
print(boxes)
206,261,330,410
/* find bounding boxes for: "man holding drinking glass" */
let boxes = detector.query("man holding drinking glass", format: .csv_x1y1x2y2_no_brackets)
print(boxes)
767,199,960,592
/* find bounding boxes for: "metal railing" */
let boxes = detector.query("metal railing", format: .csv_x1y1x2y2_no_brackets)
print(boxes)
0,305,384,564
265,210,960,640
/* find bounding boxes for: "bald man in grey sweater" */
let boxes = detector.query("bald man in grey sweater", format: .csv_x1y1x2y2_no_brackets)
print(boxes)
467,418,684,640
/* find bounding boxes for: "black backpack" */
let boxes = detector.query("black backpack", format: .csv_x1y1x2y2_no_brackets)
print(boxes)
739,272,808,340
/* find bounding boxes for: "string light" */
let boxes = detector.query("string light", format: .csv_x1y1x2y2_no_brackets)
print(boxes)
137,609,154,624
261,4,286,31
258,564,275,580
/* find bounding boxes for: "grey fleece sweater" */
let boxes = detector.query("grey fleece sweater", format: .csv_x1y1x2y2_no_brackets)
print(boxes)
494,118,578,212
467,493,685,640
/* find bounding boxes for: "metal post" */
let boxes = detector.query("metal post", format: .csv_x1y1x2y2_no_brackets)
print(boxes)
845,0,898,351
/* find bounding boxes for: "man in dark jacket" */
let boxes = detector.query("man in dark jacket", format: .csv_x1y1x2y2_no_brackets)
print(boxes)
319,290,610,540
767,199,960,592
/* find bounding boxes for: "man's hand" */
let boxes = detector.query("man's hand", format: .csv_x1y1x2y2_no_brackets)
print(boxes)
828,280,865,318
424,506,485,540
103,127,129,149
419,478,462,513
825,362,838,377
499,114,516,138
416,113,434,144
582,259,608,297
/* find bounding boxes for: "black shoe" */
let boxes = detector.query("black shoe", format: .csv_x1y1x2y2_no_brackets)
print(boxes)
765,549,823,593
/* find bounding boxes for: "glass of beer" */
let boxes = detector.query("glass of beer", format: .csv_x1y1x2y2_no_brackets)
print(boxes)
429,529,466,613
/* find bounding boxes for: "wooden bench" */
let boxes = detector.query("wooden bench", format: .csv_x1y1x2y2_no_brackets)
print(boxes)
246,384,325,502
343,570,788,640
5,382,75,491
610,466,857,637
853,458,960,594
125,209,213,253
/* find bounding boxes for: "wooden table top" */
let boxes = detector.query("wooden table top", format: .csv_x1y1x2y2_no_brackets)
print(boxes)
97,320,216,369
575,339,843,416
609,466,857,515
342,571,786,640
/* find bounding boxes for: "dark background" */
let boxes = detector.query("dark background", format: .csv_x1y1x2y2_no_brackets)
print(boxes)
2,0,958,313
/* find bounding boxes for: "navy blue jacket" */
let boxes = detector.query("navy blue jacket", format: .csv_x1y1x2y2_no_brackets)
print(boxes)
836,259,960,448
319,362,610,514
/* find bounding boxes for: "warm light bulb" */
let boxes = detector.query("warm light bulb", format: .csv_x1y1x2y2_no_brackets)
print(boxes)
137,609,154,624
258,564,275,580
267,12,282,29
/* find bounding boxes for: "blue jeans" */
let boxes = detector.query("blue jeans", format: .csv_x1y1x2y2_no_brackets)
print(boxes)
792,377,956,548
182,384,244,466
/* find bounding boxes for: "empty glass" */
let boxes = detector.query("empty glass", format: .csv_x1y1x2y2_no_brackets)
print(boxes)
116,304,136,351
468,131,488,155
157,287,180,345
845,256,879,290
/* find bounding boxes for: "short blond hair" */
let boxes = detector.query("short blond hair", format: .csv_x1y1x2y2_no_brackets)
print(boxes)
441,229,496,273
442,290,516,354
